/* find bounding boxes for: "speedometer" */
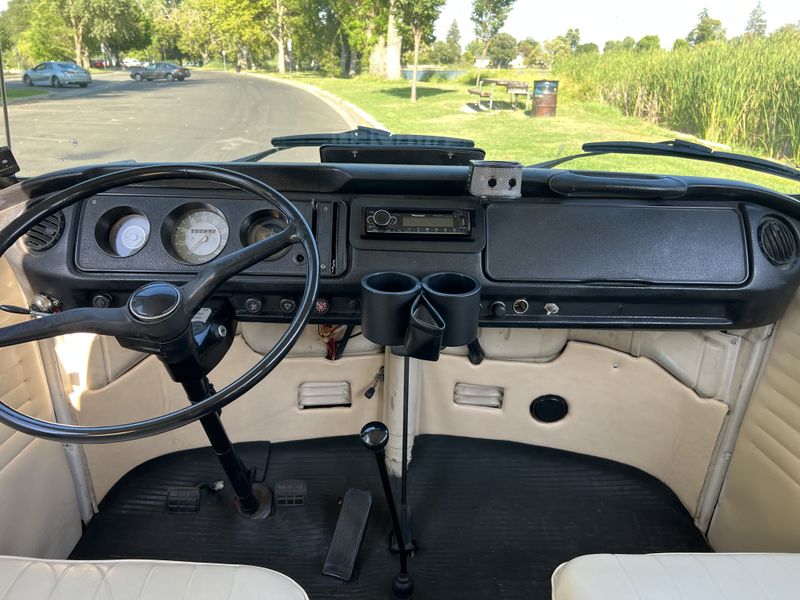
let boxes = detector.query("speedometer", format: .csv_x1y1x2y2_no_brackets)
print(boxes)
170,208,229,265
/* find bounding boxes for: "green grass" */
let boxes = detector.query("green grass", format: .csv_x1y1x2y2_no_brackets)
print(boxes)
277,73,800,194
4,87,47,100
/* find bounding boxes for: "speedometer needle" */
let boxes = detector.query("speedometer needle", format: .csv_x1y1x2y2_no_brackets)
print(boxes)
189,234,210,251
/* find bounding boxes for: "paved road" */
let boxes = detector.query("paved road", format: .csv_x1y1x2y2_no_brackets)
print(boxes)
6,71,354,177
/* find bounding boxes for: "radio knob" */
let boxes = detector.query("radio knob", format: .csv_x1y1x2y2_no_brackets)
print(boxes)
373,210,391,227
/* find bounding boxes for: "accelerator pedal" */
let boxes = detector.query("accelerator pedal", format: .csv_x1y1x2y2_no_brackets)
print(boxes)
322,488,373,581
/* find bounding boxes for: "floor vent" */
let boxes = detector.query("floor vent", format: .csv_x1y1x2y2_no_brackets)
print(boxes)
298,381,351,409
22,212,65,252
759,217,797,267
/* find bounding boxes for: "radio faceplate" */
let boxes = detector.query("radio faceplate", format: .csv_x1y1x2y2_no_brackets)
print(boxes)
365,208,471,236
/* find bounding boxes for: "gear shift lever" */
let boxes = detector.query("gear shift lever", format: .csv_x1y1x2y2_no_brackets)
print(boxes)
361,421,414,600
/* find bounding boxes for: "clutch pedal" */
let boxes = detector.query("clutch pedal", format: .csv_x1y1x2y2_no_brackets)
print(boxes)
322,488,372,581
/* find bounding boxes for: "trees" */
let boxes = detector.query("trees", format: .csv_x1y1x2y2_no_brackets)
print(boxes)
672,38,690,51
444,19,461,62
471,0,515,55
687,8,725,46
635,35,660,52
18,0,72,62
745,1,767,37
393,0,445,101
487,32,516,66
576,42,598,54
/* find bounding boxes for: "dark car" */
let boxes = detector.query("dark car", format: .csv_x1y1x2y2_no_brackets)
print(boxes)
129,62,191,82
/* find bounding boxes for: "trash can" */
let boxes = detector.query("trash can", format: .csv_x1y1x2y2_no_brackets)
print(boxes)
532,80,558,117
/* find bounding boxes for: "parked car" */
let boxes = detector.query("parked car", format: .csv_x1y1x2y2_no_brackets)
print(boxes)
121,57,142,68
22,62,92,88
89,58,109,68
129,62,191,82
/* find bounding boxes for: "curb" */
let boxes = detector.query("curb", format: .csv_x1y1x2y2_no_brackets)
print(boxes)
241,72,386,131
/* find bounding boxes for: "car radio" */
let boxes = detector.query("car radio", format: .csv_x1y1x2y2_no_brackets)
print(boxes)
364,208,471,236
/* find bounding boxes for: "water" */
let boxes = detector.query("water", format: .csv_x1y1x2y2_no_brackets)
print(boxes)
401,69,467,82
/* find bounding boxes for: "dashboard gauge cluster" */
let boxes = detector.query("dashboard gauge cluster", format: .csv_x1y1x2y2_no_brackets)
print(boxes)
82,195,324,276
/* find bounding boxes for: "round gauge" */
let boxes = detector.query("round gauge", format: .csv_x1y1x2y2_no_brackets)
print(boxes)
245,216,290,260
170,208,229,265
108,213,150,257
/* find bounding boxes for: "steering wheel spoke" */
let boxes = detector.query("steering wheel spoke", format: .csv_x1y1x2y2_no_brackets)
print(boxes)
182,222,299,312
0,306,134,348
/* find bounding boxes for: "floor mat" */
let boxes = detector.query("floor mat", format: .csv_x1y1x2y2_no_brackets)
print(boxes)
71,435,709,599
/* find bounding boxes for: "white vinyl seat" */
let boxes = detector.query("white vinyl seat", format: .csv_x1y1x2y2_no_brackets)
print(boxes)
551,553,800,600
0,556,308,600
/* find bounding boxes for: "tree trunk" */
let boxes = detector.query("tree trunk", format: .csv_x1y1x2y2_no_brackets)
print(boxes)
369,35,386,77
348,50,359,77
411,31,421,102
339,34,349,77
385,0,402,80
276,41,286,73
72,21,84,67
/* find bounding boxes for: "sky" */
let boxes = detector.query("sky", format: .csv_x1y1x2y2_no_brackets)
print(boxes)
434,0,800,48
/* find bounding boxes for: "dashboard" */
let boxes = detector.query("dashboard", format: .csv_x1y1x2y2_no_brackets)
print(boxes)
4,162,800,330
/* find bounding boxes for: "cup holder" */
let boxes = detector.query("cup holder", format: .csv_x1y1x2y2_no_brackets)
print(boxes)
361,272,421,346
422,272,481,347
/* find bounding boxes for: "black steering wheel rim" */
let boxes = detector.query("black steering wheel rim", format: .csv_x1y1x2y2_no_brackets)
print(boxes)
0,164,319,443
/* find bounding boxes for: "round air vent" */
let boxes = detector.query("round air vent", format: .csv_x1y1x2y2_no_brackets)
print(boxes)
759,217,798,268
22,212,65,252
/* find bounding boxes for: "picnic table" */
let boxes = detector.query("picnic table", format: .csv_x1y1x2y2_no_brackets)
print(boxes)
469,78,532,111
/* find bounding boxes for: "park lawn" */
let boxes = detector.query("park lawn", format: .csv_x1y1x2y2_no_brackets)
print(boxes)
278,74,800,194
6,87,47,100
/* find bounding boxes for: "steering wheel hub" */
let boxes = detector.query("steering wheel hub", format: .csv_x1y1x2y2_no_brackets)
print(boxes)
128,282,182,322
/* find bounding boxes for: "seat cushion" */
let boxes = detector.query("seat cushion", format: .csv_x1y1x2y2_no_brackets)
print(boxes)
552,553,800,600
0,556,308,600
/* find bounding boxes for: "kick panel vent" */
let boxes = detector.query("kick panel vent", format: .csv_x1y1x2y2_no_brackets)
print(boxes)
759,217,798,267
22,212,65,252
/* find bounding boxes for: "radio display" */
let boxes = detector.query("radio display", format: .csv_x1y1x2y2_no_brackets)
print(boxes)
400,214,455,228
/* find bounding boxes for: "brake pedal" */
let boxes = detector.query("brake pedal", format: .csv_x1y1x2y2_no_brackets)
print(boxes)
322,488,372,581
275,480,307,507
165,487,200,513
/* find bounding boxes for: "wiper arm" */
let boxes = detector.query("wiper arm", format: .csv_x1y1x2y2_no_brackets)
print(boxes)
233,126,476,162
531,139,800,183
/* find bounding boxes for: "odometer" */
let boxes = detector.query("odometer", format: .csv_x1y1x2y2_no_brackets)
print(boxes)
170,208,229,265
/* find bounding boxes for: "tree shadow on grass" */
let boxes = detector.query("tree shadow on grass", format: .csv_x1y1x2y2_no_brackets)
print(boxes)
379,86,456,99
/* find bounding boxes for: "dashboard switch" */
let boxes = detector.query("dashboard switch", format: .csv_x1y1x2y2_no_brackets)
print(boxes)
279,298,297,314
244,297,262,313
490,301,507,317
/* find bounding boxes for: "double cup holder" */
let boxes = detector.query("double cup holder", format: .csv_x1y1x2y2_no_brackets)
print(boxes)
361,271,481,361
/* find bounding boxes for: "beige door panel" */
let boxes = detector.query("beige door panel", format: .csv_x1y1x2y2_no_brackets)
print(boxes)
709,290,800,551
0,258,81,558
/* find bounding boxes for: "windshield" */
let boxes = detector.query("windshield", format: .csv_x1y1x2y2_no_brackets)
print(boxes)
1,0,798,192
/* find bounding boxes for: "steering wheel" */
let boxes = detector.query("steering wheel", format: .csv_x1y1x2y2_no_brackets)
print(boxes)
0,164,319,444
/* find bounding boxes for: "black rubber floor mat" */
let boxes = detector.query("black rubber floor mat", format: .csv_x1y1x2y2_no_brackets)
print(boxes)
71,435,709,599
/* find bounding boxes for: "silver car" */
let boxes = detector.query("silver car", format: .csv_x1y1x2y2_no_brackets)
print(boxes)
22,62,92,88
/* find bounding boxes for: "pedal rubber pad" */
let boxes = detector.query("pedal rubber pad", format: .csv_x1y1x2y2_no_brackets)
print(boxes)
275,480,307,507
322,488,372,581
165,487,200,513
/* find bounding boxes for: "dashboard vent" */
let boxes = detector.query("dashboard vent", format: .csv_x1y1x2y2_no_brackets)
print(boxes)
759,217,798,267
22,212,65,252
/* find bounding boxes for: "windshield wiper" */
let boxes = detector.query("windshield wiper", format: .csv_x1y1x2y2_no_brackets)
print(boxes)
234,126,476,162
531,139,800,183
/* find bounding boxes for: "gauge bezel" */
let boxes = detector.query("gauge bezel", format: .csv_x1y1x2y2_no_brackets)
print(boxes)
240,209,290,261
162,202,230,265
94,206,151,258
